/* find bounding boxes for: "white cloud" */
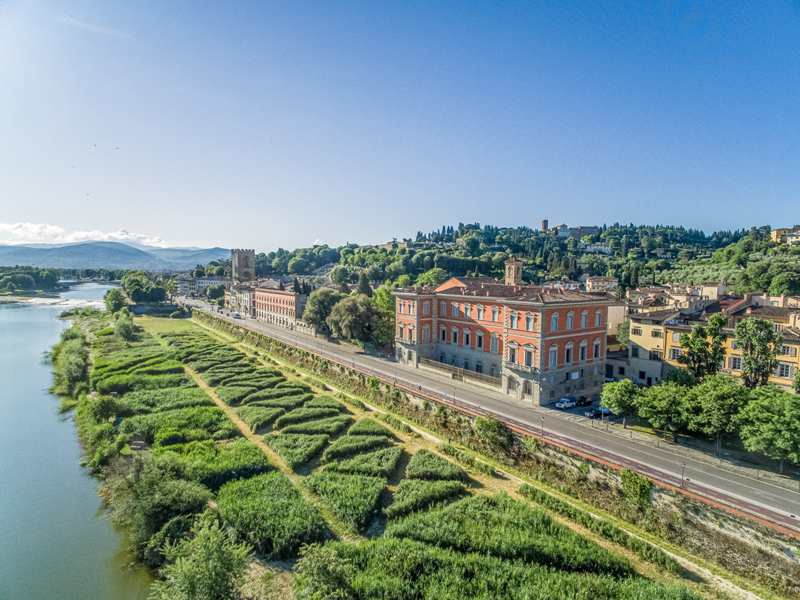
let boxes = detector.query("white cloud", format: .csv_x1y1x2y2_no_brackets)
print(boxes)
57,16,134,40
0,222,168,247
313,239,324,246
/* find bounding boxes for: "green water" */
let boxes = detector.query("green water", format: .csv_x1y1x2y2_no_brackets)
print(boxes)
0,284,154,600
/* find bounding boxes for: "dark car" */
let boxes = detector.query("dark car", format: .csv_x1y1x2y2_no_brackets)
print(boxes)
576,397,592,407
585,408,601,419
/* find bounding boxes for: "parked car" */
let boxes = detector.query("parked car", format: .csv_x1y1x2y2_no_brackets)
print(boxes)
575,397,592,407
555,397,577,409
231,312,241,319
598,406,612,416
585,408,601,419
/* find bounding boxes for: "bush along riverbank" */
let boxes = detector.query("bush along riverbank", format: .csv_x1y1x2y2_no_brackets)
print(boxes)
191,310,800,600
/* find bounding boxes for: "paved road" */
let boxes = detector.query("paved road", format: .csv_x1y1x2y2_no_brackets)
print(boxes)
183,300,800,533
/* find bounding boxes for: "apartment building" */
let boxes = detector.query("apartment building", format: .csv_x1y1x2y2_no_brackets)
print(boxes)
393,259,616,405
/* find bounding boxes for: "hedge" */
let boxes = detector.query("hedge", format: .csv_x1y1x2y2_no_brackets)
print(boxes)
405,450,468,483
321,435,390,463
264,433,329,469
304,395,346,411
119,406,239,446
305,471,386,530
274,408,340,429
216,385,257,405
281,416,353,436
236,406,285,432
324,446,404,478
240,388,310,405
217,472,326,558
347,418,393,437
384,479,467,519
118,388,214,415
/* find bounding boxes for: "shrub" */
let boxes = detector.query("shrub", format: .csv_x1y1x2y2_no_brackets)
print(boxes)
216,385,257,405
377,412,413,434
119,406,239,445
281,416,353,436
321,435,390,463
217,472,326,558
518,484,681,574
348,418,393,437
153,439,272,490
437,443,495,477
246,396,310,412
276,380,312,393
118,388,214,415
236,406,285,432
294,538,700,600
305,377,331,391
336,392,366,411
324,446,403,478
306,472,386,530
621,468,651,507
304,395,346,411
274,408,340,429
265,433,329,468
405,450,468,482
385,494,634,579
96,327,115,336
241,388,311,405
95,373,195,395
385,479,467,519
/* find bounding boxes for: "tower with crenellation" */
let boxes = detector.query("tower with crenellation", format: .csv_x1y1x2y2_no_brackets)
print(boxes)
231,249,256,282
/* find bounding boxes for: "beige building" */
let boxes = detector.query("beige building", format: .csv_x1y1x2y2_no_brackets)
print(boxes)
586,276,619,293
625,309,680,386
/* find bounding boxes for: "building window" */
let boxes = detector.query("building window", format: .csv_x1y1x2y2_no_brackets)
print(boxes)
581,311,588,328
510,314,518,329
566,312,574,330
549,346,557,367
524,350,534,366
409,302,415,315
440,301,446,315
451,355,457,366
594,339,601,359
476,361,483,374
464,330,471,347
780,345,794,356
631,327,642,336
631,346,639,358
423,302,430,315
526,315,534,331
672,332,680,342
550,390,555,399
595,310,602,327
729,356,742,370
668,348,683,360
618,366,625,375
649,350,663,361
523,380,532,395
451,329,458,344
464,304,471,318
731,340,738,350
551,314,558,332
774,323,783,333
777,363,792,378
490,365,497,377
565,346,573,363
476,331,483,348
422,326,430,342
492,307,499,322
477,306,484,320
463,357,469,370
490,335,499,353
398,324,405,339
440,352,446,363
579,344,587,361
508,347,517,363
440,327,446,342
398,301,404,314
651,330,663,338
451,303,458,317
638,371,646,380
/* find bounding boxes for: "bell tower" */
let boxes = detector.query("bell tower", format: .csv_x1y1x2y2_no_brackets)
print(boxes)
504,258,523,286
231,249,256,282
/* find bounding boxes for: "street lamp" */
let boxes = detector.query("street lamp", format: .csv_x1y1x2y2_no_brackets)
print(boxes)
680,463,686,488
541,416,545,437
453,387,456,403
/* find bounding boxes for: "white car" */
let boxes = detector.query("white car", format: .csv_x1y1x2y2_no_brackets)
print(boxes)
555,397,577,409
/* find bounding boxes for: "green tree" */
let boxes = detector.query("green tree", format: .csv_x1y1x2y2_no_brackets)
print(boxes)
288,256,309,274
635,383,688,436
734,318,783,388
330,265,349,285
685,375,750,456
115,309,136,341
356,271,373,297
303,289,344,328
739,385,800,474
600,380,639,415
677,313,727,380
372,283,397,312
205,285,225,300
415,268,447,287
616,321,630,350
793,370,800,394
104,288,126,314
326,295,390,345
163,279,178,299
663,369,698,387
149,516,251,600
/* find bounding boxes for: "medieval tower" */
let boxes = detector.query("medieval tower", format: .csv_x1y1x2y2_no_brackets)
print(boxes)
231,249,256,282
504,258,523,286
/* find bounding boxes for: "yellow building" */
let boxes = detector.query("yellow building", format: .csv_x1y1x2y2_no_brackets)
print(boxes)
624,309,680,386
771,228,789,244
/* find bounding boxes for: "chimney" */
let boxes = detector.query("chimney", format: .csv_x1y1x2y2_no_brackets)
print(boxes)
746,307,752,316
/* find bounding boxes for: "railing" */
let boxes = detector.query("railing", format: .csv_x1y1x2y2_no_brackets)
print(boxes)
504,360,538,374
395,336,418,345
418,358,501,388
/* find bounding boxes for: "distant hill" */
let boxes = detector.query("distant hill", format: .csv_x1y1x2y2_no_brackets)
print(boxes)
0,242,230,270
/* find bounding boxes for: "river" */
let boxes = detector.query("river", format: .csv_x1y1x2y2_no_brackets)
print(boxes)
0,284,153,600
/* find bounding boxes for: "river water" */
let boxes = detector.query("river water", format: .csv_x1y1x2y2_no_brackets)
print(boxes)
0,284,153,600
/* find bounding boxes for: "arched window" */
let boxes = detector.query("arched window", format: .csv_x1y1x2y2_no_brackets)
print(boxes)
477,305,484,320
581,310,588,329
579,339,588,361
463,329,471,347
566,312,574,330
523,380,533,395
595,309,602,327
594,338,601,359
476,330,484,349
409,302,415,315
550,313,558,332
549,345,558,367
398,301,404,314
565,342,574,363
451,303,458,317
408,326,415,342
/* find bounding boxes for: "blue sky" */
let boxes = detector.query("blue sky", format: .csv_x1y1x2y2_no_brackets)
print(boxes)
1,1,798,250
